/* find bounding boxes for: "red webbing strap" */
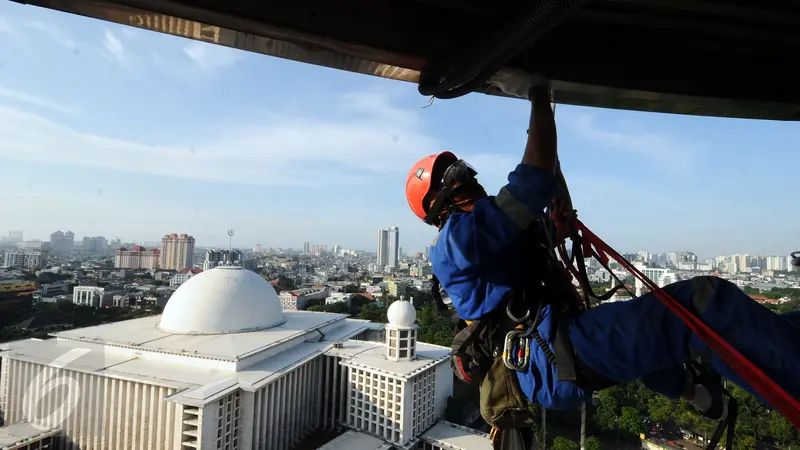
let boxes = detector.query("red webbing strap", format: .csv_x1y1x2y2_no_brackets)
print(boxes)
575,220,800,428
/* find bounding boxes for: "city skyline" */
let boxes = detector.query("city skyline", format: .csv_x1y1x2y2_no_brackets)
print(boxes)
2,227,798,265
1,2,800,257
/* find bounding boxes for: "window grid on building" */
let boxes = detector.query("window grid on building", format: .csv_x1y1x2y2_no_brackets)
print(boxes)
411,368,436,436
216,390,241,450
348,368,403,444
386,328,416,359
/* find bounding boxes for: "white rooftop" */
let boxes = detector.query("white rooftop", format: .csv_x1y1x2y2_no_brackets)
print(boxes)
316,430,393,450
158,266,286,334
326,339,450,379
421,421,493,450
52,310,351,362
0,422,59,449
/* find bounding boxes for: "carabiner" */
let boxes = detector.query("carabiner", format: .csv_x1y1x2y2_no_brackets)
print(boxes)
503,329,531,371
506,302,531,323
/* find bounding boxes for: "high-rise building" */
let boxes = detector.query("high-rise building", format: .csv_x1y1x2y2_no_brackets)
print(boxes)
377,229,388,267
7,231,23,243
115,245,160,269
203,249,243,270
160,233,196,271
49,230,75,255
377,226,400,269
83,236,108,254
3,250,48,269
303,241,310,254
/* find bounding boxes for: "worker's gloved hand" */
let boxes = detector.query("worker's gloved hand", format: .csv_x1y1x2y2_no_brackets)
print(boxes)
486,67,549,99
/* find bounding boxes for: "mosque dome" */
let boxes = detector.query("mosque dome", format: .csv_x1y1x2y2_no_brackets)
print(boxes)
158,266,286,335
387,300,417,327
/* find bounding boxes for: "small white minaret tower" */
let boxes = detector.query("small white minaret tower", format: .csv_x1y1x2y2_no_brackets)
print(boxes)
385,297,418,361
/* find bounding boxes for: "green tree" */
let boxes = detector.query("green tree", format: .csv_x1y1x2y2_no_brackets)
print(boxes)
359,304,387,323
276,276,296,291
584,436,601,450
551,436,578,450
647,394,678,424
769,410,795,446
350,295,370,311
343,284,360,293
594,389,620,431
734,435,757,450
619,407,645,436
323,302,350,314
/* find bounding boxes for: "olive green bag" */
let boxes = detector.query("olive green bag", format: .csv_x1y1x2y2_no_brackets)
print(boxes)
479,356,536,430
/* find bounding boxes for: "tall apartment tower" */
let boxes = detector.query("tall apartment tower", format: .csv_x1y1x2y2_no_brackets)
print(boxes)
160,233,196,271
377,226,400,268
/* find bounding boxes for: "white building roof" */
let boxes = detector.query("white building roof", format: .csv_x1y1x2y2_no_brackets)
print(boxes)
328,340,450,379
1,312,383,404
158,266,286,334
421,421,493,450
0,422,59,449
317,430,393,450
52,310,351,362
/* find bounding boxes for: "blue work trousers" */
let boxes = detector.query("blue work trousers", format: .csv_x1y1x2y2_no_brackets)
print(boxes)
568,276,800,407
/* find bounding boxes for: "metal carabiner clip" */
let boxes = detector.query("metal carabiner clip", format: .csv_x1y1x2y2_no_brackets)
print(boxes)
506,302,531,323
502,329,531,371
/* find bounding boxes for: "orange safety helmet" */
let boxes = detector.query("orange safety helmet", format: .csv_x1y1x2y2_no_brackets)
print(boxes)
405,151,458,223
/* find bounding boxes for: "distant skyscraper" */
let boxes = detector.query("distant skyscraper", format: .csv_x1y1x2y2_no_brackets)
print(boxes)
377,226,400,268
378,229,388,267
161,233,196,271
49,230,75,255
387,226,399,268
8,231,23,242
304,241,310,254
83,236,108,254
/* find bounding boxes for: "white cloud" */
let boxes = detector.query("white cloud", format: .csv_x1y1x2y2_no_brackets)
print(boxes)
560,111,700,171
26,20,77,50
0,87,77,115
103,29,126,64
183,41,243,71
0,87,697,198
0,90,445,187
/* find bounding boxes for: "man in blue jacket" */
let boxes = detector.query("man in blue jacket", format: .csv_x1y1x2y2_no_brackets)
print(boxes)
404,74,800,429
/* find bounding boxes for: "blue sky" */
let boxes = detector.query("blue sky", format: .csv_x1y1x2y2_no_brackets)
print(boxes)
0,2,799,259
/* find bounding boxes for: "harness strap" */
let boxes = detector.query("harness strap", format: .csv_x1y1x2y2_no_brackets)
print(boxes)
706,397,738,450
553,316,578,383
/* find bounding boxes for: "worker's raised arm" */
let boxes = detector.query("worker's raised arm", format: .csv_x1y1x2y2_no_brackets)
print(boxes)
522,84,557,172
435,79,559,271
492,80,559,234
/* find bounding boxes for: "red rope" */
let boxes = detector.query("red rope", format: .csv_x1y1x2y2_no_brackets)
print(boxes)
575,220,800,428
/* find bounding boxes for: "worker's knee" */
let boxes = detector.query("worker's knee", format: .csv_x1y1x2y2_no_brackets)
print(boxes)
689,276,721,316
661,276,730,316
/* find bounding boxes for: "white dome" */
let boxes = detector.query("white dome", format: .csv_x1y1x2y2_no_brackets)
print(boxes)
387,300,416,327
158,266,286,335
